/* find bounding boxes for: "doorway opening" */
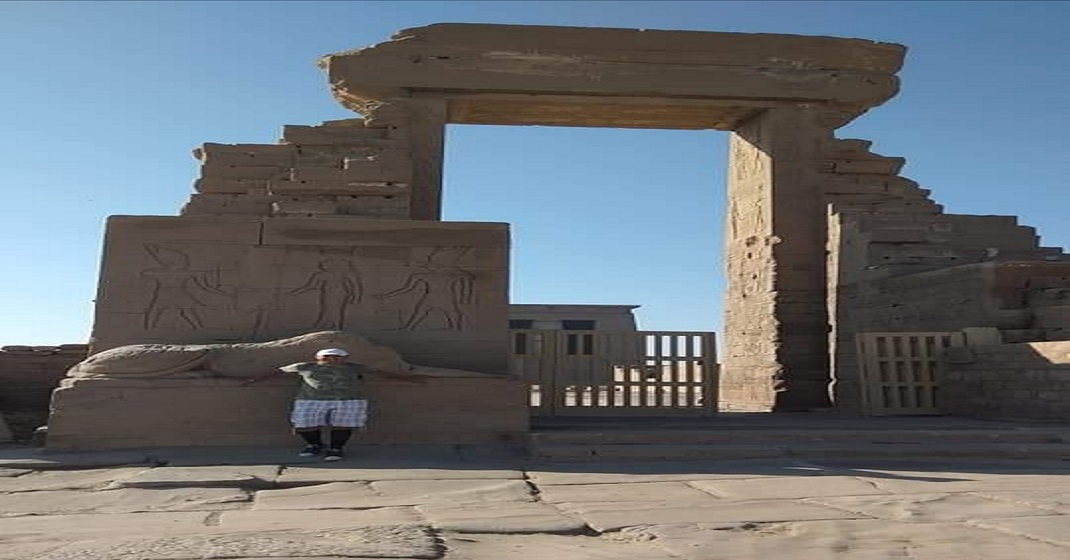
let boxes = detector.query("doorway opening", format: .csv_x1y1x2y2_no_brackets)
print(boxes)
444,125,727,416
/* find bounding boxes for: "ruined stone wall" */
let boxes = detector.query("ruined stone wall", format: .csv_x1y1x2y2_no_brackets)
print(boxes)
821,137,1068,412
184,117,413,220
0,345,87,439
941,341,1070,420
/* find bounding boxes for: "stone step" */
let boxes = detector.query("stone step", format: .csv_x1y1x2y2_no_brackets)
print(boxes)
532,442,1070,462
531,429,1065,446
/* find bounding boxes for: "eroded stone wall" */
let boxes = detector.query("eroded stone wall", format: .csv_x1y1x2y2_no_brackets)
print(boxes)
941,341,1070,420
824,138,1069,413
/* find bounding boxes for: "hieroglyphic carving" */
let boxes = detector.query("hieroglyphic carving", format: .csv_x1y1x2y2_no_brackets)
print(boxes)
377,247,476,331
140,245,234,329
285,257,364,330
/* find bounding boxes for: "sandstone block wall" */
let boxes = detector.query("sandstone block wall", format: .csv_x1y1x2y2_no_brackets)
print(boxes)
91,216,510,374
0,345,87,440
47,376,529,450
941,341,1070,420
823,136,1068,413
185,119,414,220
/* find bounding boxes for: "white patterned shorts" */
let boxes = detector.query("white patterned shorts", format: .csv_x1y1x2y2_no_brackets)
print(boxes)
290,399,369,429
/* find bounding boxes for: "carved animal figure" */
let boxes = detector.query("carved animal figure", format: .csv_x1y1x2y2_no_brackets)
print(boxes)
68,331,494,379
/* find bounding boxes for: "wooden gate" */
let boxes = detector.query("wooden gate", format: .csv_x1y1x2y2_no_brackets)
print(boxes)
510,330,718,417
856,331,966,416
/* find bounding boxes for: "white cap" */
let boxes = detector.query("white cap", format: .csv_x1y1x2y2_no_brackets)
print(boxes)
315,348,349,358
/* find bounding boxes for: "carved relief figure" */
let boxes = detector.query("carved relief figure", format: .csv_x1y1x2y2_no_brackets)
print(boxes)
377,247,475,331
287,258,364,330
140,245,233,329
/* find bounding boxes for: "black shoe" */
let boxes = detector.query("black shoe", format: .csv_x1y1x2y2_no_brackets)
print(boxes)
323,448,344,462
298,445,323,457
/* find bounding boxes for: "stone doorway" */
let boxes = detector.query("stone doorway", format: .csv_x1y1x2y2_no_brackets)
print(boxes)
320,23,906,412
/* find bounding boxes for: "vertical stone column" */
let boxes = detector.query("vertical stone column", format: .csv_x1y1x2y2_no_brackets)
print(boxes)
722,107,833,411
367,98,448,221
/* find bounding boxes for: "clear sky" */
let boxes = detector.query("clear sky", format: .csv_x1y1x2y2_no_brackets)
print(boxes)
1,1,1067,345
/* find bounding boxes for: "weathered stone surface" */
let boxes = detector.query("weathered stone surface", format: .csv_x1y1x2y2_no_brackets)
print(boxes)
219,507,421,531
32,525,438,560
0,541,68,560
418,501,588,534
253,479,531,510
536,481,719,503
0,511,214,543
0,487,250,516
803,492,1052,522
445,533,679,559
108,465,279,489
690,475,891,500
561,499,858,532
970,515,1070,547
324,24,905,125
627,519,1070,560
528,460,826,485
0,467,151,492
968,490,1070,514
0,468,30,477
276,465,523,486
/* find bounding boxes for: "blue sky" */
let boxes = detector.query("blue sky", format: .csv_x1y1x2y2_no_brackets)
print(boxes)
1,1,1068,345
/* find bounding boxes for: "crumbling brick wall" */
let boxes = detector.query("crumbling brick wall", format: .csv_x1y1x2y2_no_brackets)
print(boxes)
941,341,1070,420
0,345,87,440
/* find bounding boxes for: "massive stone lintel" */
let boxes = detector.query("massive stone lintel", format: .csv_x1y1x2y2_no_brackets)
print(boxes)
322,23,905,129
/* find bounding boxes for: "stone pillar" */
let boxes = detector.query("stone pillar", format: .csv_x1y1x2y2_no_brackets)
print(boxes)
722,107,832,411
366,98,448,221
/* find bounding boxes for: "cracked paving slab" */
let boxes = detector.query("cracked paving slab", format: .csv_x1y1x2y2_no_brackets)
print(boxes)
688,475,892,500
0,511,216,543
109,465,280,489
418,501,588,534
968,515,1070,547
0,466,153,492
277,465,524,486
528,460,828,486
559,499,859,532
253,479,533,510
29,525,439,560
444,533,680,559
536,481,721,504
966,489,1070,514
803,492,1056,522
219,506,422,531
0,486,250,516
626,518,1070,560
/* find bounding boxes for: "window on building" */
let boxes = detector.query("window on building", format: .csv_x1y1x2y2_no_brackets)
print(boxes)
509,319,534,329
561,320,597,330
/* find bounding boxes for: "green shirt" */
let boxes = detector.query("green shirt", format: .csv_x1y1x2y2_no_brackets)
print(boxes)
281,362,369,401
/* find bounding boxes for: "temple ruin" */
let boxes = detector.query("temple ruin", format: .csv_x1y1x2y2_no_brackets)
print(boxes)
43,23,1069,448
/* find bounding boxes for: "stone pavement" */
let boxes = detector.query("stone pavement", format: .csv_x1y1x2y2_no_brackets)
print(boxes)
0,444,1068,559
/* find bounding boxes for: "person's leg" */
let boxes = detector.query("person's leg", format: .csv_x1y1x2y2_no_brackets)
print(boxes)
290,400,329,456
323,400,368,461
